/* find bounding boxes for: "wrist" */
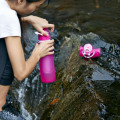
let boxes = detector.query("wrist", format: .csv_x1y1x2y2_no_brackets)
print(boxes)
32,47,41,62
26,15,34,24
21,15,34,24
21,17,27,22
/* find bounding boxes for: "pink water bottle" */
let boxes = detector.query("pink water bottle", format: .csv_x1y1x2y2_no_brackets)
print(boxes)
79,43,101,58
35,29,56,83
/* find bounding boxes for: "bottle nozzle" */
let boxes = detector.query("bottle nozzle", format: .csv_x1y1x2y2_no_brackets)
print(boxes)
35,32,43,36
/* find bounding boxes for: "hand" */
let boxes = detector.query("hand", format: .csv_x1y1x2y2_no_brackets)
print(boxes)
22,15,55,36
33,39,54,59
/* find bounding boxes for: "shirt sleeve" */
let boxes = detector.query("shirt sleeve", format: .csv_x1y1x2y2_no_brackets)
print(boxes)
0,11,21,38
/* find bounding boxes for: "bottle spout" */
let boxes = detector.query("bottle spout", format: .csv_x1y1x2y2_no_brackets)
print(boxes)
35,31,43,36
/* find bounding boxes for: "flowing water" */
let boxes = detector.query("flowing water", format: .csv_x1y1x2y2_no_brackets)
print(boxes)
9,0,120,120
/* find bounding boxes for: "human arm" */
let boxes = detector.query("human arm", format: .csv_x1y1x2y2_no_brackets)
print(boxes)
5,36,54,81
21,15,54,36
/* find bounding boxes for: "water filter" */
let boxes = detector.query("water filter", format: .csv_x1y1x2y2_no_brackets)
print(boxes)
36,29,56,83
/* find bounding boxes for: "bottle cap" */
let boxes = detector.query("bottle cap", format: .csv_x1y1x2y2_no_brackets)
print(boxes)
82,44,95,58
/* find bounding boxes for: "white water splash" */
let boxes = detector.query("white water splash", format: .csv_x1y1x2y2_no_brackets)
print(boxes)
17,78,32,120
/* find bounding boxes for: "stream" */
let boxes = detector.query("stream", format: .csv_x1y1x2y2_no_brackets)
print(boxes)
9,0,120,120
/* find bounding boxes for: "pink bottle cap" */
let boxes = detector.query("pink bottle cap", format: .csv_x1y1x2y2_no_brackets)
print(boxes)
83,44,93,55
82,44,95,58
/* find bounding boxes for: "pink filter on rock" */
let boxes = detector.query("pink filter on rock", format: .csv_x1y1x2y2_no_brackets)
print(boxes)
38,29,56,83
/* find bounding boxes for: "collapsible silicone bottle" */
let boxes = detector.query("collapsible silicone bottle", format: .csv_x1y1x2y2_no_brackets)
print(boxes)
79,43,101,58
37,29,56,83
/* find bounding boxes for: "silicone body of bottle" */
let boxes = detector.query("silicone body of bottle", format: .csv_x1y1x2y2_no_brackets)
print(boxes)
38,29,56,83
79,44,101,58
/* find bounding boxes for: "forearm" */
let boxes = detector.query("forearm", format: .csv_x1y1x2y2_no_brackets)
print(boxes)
5,36,53,82
21,50,40,80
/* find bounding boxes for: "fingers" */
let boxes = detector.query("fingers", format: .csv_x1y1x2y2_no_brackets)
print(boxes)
43,24,55,33
48,51,54,55
39,39,54,47
47,24,55,32
48,46,54,51
44,39,54,44
35,39,55,58
38,24,55,36
50,24,55,32
46,40,54,49
40,29,49,36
